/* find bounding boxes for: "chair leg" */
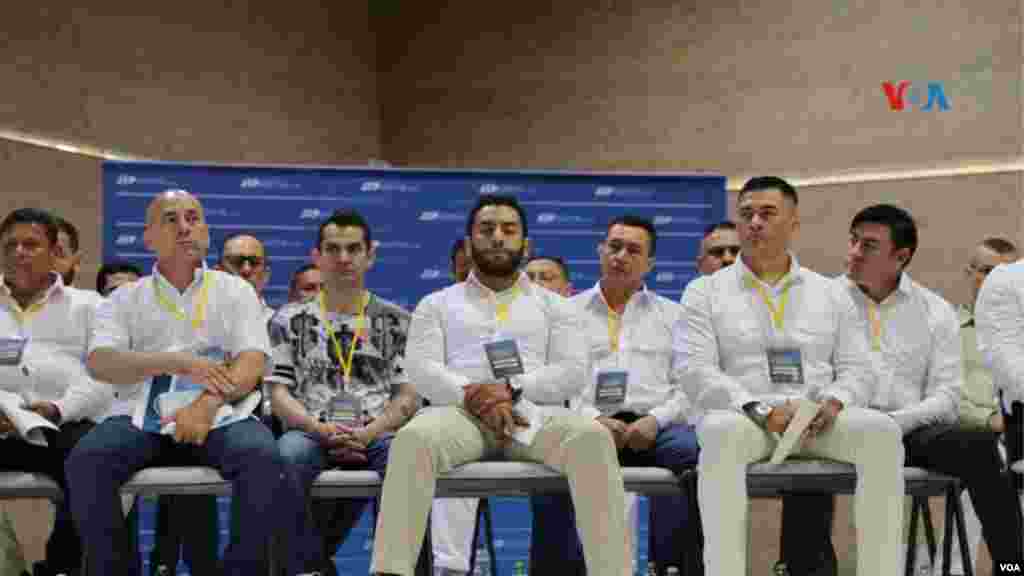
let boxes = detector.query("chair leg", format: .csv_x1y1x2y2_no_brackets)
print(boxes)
921,496,938,565
950,487,974,576
940,486,956,576
468,500,483,574
482,499,498,576
907,496,921,576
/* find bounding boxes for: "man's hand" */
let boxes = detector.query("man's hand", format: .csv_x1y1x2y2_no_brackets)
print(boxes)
480,402,528,444
990,412,1005,434
322,424,371,465
596,416,628,451
462,382,512,419
0,413,14,436
766,401,797,434
805,398,844,438
169,394,220,445
179,356,237,399
26,401,61,426
625,415,659,452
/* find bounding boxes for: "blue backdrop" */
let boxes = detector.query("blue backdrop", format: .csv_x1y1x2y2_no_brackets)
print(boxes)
102,161,726,575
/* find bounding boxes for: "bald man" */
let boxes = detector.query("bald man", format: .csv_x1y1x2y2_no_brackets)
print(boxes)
218,233,274,322
66,190,285,576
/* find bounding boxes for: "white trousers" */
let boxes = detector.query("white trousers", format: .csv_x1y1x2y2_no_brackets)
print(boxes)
431,498,479,572
697,407,905,575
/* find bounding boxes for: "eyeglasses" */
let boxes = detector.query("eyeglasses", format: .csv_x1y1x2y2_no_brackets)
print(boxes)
707,245,741,258
967,263,996,276
223,255,265,269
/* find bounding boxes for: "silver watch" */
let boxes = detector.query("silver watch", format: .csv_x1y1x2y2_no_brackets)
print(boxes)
743,401,772,429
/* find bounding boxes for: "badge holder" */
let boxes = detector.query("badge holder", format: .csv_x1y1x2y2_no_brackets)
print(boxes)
594,369,629,415
483,338,525,380
325,391,363,428
766,347,804,386
0,338,27,367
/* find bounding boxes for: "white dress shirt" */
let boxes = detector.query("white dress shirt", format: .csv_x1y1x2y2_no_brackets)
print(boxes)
839,273,961,433
90,264,272,423
0,274,112,423
404,270,585,406
680,253,873,418
975,259,1024,404
570,282,689,428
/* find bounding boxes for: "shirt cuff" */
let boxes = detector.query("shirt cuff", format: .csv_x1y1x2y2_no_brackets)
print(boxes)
649,405,677,430
580,405,602,421
53,398,76,425
821,388,854,409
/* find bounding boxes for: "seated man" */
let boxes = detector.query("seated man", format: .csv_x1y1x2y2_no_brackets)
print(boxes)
371,195,629,576
778,205,1023,574
530,217,697,575
0,208,112,576
682,177,904,575
267,209,419,576
66,189,284,576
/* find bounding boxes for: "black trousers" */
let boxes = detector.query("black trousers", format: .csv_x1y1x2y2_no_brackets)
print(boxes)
0,420,93,574
779,424,1023,575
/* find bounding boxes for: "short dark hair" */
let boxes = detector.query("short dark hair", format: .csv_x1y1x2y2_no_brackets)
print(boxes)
606,215,658,257
318,209,372,250
0,208,60,247
466,195,528,239
55,216,80,253
526,255,571,281
850,204,918,267
738,176,799,205
981,236,1018,256
96,261,143,295
220,232,264,260
702,220,736,239
289,262,319,291
450,238,466,264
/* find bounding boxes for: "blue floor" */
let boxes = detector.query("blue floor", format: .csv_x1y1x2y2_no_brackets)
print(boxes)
135,496,652,575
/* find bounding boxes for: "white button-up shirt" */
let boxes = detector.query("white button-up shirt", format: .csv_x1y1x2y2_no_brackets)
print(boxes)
975,259,1024,404
90,264,272,422
0,274,112,423
839,273,961,433
404,271,585,406
680,253,873,418
570,282,689,428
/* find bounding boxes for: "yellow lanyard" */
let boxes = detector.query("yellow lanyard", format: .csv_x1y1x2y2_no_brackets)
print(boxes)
492,285,522,327
746,274,795,331
153,271,211,330
608,311,622,353
320,290,370,383
866,301,886,351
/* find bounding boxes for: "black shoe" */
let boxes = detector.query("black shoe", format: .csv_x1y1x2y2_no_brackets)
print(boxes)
33,560,79,576
773,562,791,576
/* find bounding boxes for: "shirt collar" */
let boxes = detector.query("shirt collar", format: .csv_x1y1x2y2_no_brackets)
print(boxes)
151,261,208,295
465,269,533,299
735,251,804,290
586,280,651,313
0,272,64,311
843,271,913,305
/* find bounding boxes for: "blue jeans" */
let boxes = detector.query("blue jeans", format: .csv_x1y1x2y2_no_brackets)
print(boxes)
278,429,392,575
529,422,699,575
66,416,284,576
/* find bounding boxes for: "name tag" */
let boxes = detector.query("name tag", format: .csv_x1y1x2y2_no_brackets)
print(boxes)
483,338,525,380
594,369,629,413
0,338,27,367
767,347,804,385
326,391,363,428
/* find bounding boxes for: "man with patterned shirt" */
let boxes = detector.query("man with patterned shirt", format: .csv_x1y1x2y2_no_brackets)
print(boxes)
266,209,420,576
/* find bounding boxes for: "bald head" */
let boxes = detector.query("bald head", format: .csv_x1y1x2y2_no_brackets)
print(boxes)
220,233,270,294
143,189,210,265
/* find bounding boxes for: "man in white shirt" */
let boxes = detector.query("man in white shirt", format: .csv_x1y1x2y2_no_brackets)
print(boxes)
530,216,697,575
681,177,904,576
371,195,628,576
0,208,112,576
65,189,284,576
695,221,740,276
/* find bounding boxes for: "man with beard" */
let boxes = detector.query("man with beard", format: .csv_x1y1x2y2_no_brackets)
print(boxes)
66,189,283,576
371,195,629,576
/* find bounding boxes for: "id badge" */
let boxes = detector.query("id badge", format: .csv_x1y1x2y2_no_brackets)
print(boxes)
767,347,804,385
594,369,628,414
0,338,27,367
326,391,363,428
483,338,525,380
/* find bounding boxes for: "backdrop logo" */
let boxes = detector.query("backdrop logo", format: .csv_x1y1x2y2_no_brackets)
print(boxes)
300,208,322,220
116,234,137,246
420,269,443,279
537,213,594,225
116,175,136,185
593,186,656,199
361,180,418,192
882,81,951,111
419,211,464,222
656,272,676,283
240,177,301,190
653,215,673,226
115,175,178,187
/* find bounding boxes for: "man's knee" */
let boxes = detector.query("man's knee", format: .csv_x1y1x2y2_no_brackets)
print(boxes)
697,411,758,454
564,415,616,451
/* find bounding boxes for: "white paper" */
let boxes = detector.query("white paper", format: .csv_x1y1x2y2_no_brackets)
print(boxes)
0,389,58,447
770,398,820,465
510,398,543,446
158,388,262,435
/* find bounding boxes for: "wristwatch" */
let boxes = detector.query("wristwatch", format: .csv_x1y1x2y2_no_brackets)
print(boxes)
743,401,773,429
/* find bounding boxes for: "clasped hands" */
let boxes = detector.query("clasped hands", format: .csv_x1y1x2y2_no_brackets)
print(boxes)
161,355,239,446
462,382,528,443
316,422,376,466
766,397,844,439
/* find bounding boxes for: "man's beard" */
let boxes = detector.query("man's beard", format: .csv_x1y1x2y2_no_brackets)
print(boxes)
472,245,526,278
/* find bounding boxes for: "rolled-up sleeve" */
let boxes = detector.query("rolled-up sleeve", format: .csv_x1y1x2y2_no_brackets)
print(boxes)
976,265,1024,403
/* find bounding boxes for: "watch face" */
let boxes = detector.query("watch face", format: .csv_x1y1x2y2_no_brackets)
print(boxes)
756,404,772,417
